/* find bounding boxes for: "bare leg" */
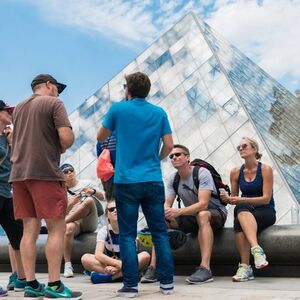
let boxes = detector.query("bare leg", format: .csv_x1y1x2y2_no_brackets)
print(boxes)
8,244,17,273
65,199,93,224
64,223,77,263
235,232,251,265
45,218,66,282
137,251,150,271
13,250,25,279
81,254,107,273
237,211,259,247
196,211,213,270
20,218,41,281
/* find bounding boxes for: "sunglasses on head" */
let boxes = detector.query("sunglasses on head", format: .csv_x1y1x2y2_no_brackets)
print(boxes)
169,152,187,159
236,144,249,151
107,206,116,213
62,168,74,174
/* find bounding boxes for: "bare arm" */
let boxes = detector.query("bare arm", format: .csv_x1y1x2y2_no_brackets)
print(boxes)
94,241,121,269
159,134,173,160
57,127,74,153
97,126,111,142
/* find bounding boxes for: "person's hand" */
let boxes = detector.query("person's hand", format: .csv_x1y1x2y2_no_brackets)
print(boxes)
104,266,118,275
227,196,241,205
219,191,230,203
81,187,94,195
3,126,13,145
165,207,180,220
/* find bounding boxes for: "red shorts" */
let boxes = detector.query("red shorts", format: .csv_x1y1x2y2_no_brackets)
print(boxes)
12,180,67,219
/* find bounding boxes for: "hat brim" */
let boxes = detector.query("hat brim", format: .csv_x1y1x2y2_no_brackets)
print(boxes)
56,83,67,94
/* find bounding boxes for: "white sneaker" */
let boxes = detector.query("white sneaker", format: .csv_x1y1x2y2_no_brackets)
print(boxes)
63,263,74,278
232,263,255,282
251,245,268,269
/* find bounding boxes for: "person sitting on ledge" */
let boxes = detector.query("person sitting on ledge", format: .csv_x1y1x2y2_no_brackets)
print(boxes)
81,200,150,284
221,136,276,282
60,163,105,278
141,144,227,285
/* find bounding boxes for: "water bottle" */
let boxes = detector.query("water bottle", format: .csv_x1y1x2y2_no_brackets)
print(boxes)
291,204,300,224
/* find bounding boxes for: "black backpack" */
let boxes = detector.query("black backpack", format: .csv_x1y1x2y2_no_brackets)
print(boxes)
172,159,230,208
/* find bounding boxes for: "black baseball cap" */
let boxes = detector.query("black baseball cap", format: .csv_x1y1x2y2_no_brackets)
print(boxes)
31,74,67,94
60,163,74,171
0,100,15,112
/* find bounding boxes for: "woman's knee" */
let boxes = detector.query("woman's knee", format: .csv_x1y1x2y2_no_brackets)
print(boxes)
65,223,76,236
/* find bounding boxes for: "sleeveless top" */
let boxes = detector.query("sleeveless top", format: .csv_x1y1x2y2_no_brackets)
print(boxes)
238,162,275,210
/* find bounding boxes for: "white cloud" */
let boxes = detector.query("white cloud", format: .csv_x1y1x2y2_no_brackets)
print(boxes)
24,0,300,92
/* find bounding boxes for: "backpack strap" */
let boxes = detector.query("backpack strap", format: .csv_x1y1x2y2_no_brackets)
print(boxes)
192,166,200,189
172,172,182,208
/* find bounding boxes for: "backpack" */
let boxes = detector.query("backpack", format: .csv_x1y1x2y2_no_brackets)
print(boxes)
172,159,230,208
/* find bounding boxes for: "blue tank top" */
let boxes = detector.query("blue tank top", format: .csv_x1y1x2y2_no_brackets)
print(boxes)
238,162,275,210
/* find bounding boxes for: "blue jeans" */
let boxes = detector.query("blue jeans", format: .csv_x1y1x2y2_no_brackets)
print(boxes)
115,182,174,287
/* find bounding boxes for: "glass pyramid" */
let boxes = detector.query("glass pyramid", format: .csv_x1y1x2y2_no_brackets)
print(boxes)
63,12,300,225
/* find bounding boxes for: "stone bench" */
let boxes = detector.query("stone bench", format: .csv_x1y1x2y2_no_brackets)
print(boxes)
0,225,299,276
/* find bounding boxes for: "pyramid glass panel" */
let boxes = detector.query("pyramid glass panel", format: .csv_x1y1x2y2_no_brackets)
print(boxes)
63,12,299,225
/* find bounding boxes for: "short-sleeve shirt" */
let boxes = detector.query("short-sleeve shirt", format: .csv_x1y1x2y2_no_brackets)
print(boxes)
165,166,227,214
0,135,12,198
96,224,120,258
102,98,172,183
9,95,72,182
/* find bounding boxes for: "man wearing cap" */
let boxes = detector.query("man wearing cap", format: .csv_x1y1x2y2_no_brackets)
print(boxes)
60,163,104,278
0,100,26,296
9,74,82,299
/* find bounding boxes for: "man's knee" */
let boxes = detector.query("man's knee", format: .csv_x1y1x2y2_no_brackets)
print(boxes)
196,210,211,227
65,223,76,237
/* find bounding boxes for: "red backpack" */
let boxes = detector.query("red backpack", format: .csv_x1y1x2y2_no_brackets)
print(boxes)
172,159,230,208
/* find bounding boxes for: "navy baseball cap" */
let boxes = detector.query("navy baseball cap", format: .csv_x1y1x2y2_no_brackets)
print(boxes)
31,74,67,94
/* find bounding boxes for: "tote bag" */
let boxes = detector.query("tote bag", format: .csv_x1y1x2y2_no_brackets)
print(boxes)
96,148,114,182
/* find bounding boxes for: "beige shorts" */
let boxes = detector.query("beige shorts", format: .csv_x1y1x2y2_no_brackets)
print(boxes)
74,200,98,236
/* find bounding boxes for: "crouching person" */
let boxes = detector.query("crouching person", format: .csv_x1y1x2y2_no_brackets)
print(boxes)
141,144,227,284
81,201,150,283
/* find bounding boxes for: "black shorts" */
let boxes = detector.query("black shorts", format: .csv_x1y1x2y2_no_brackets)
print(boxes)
0,196,23,250
234,202,276,232
175,208,226,234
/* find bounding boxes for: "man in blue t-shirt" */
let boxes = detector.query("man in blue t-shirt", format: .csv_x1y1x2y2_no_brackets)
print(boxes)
97,72,174,297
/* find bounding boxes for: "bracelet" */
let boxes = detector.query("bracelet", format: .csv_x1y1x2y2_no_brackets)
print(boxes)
92,188,96,195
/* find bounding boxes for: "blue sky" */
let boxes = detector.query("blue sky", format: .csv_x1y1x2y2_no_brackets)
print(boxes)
1,0,299,114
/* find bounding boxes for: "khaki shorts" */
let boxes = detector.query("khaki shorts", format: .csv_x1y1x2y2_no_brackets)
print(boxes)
13,180,67,219
73,200,98,236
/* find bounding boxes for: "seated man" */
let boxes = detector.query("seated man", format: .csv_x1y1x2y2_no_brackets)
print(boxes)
141,144,227,284
60,163,104,278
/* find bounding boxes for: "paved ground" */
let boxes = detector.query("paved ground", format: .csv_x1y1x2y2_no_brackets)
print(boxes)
1,273,300,299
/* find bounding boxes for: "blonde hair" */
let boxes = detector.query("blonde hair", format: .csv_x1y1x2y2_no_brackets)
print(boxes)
242,136,262,160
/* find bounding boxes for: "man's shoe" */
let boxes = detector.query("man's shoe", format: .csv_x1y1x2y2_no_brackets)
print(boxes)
168,229,187,250
185,266,213,284
7,272,17,291
141,266,158,283
251,245,268,269
160,282,174,295
44,282,82,299
232,263,255,282
63,264,74,278
0,286,8,297
116,286,138,298
24,283,45,299
14,278,27,291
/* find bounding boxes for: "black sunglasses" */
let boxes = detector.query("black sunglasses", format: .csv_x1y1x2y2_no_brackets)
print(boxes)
107,206,116,213
169,152,188,159
236,144,249,151
62,168,74,174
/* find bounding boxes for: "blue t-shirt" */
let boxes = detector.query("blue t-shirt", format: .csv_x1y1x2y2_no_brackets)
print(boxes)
0,135,12,198
102,98,172,183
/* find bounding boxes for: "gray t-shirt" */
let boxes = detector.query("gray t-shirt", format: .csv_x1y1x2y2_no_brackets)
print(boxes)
166,166,227,214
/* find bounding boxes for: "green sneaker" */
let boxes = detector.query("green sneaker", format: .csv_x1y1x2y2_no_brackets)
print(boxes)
44,283,82,299
14,278,27,292
232,263,255,282
24,283,45,299
7,272,17,290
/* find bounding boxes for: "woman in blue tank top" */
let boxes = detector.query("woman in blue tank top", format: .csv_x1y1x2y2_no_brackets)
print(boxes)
221,137,276,282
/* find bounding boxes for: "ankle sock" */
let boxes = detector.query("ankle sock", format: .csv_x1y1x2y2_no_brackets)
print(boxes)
48,280,62,290
26,280,39,289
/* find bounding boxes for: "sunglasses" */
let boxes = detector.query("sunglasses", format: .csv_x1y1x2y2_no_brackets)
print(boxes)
62,168,74,174
169,152,188,159
236,144,249,151
107,206,116,213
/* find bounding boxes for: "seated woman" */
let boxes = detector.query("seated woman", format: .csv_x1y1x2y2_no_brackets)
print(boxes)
221,137,276,282
81,201,150,283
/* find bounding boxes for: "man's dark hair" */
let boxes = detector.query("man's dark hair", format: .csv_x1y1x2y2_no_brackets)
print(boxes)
173,144,190,155
125,72,151,98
